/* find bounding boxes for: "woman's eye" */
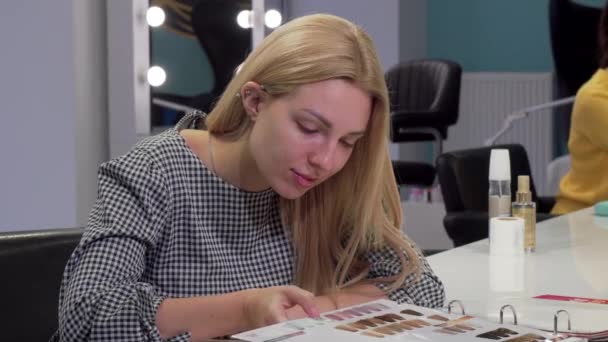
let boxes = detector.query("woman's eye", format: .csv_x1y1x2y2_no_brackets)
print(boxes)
340,140,356,148
297,122,318,134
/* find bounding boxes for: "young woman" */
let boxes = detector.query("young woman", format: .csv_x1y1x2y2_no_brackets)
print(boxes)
552,2,608,214
55,14,444,342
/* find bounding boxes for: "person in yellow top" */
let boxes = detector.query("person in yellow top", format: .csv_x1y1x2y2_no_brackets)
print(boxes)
552,2,608,214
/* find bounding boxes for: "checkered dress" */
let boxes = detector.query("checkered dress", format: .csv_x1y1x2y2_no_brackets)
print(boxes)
53,112,444,341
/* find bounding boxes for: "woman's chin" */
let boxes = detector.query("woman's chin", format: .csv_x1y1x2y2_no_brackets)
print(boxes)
274,183,311,200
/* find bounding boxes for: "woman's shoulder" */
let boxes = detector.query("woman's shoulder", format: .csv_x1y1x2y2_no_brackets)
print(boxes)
136,129,188,160
577,69,608,100
104,129,187,172
98,111,212,194
108,111,208,171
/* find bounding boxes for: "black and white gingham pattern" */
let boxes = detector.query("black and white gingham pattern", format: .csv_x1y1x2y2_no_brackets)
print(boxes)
53,112,444,341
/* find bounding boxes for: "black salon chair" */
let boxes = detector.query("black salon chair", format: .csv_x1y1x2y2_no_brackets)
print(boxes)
549,0,601,154
151,0,252,125
385,59,462,189
0,227,83,341
436,145,556,247
189,0,251,113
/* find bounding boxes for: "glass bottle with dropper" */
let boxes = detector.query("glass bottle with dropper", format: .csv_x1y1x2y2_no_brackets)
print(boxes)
512,175,536,252
488,149,512,221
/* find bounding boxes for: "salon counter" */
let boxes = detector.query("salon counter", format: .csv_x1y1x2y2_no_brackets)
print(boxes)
427,207,608,332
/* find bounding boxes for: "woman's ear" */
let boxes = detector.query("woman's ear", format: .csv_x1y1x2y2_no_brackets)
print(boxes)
239,81,267,121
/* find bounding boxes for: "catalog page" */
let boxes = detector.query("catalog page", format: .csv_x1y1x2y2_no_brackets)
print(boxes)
233,300,585,342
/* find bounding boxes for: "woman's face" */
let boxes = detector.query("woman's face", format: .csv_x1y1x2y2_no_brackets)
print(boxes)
245,79,372,199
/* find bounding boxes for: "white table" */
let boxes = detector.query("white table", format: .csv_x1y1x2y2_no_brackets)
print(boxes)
427,207,608,333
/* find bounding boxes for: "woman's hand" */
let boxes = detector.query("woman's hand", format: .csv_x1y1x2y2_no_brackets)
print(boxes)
158,286,319,341
242,285,320,329
285,283,387,320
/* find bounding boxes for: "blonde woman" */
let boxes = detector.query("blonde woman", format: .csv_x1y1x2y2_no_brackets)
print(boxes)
54,14,444,342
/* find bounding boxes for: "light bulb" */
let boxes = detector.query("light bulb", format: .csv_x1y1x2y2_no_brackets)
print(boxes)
236,10,252,29
147,66,166,87
265,9,282,29
146,6,165,27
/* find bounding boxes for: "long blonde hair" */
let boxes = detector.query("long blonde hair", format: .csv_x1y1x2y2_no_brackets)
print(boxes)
206,14,420,295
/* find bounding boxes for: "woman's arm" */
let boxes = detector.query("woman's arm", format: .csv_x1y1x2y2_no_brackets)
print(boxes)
367,243,445,308
286,241,446,321
573,86,608,150
58,149,172,341
156,292,249,340
157,286,319,341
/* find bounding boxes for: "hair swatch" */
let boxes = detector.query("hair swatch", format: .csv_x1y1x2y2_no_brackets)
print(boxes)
455,324,476,331
335,324,358,332
354,319,378,328
427,314,449,322
434,328,457,335
443,326,467,333
386,323,408,333
347,321,370,330
477,327,519,340
373,326,396,335
324,314,343,321
361,330,385,338
400,309,424,316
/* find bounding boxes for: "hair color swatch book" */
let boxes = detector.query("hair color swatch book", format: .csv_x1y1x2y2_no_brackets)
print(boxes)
232,300,587,342
524,295,608,340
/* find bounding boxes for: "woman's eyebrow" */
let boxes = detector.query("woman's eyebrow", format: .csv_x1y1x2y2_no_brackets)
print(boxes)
300,108,366,136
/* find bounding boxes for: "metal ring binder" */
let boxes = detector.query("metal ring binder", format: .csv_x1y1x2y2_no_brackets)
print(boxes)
553,310,571,335
499,304,518,325
447,300,466,315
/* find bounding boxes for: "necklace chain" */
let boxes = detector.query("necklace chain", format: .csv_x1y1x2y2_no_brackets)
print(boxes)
208,133,217,174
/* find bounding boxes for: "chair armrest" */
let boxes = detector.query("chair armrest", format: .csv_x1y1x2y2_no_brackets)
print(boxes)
422,249,447,256
537,196,556,213
392,161,436,187
443,211,489,247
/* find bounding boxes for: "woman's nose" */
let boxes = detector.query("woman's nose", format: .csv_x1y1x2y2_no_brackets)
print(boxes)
309,141,336,171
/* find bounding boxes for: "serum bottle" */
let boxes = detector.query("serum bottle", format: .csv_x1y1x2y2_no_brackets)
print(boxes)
512,175,536,252
488,149,512,220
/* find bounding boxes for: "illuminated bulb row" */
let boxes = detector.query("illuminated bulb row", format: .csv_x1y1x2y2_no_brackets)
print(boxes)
147,66,166,87
147,6,282,29
144,7,282,87
146,6,165,27
237,9,282,29
146,7,166,86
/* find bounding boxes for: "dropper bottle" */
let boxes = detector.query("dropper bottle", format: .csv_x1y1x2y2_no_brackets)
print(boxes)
488,149,511,220
512,175,536,252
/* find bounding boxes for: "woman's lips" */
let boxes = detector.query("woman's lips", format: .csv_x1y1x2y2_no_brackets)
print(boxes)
291,169,316,187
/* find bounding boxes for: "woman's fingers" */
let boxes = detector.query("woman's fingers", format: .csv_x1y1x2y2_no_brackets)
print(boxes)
243,285,320,330
280,286,320,318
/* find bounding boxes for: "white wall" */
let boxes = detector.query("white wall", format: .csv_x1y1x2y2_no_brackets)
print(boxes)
74,0,110,225
403,202,452,251
398,0,430,163
107,0,150,159
286,0,400,71
400,0,427,63
0,0,107,231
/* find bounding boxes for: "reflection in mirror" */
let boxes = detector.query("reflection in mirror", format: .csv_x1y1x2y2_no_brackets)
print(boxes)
149,0,253,130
